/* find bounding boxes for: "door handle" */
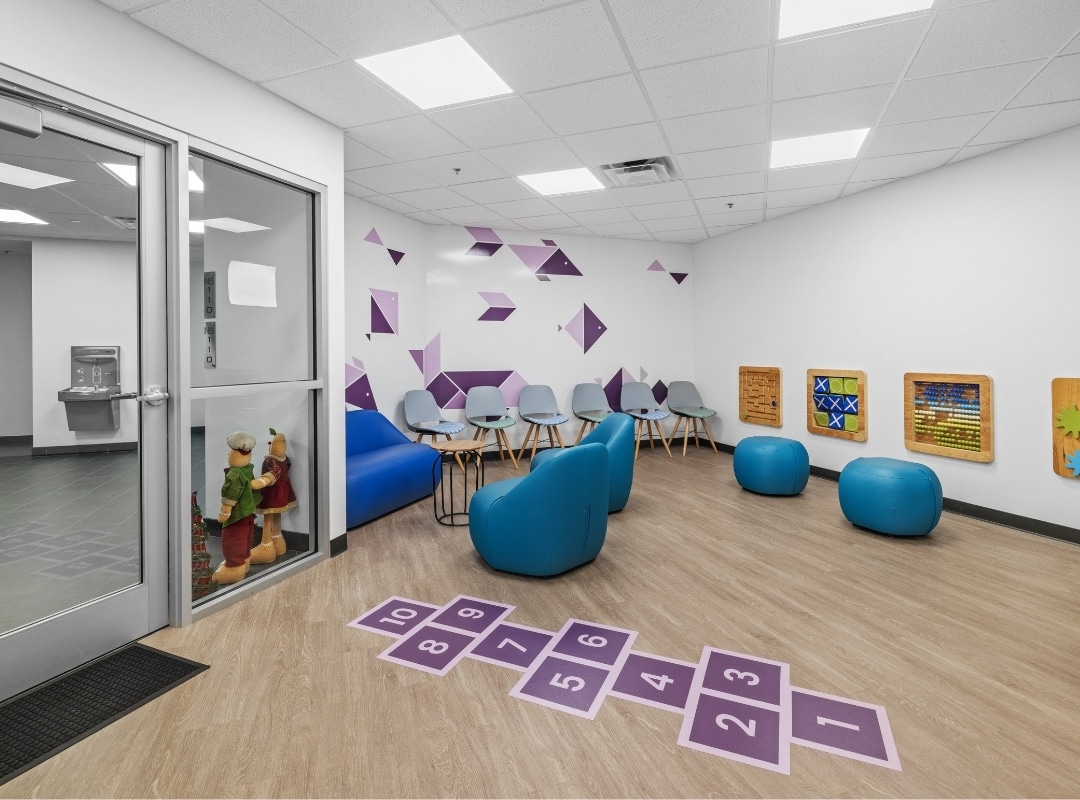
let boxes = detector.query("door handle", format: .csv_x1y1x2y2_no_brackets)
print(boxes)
110,385,169,406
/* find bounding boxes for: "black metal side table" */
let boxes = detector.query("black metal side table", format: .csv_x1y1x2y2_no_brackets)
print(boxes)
430,440,485,526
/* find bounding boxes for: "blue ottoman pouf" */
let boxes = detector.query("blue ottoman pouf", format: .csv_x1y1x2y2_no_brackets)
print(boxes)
733,436,810,496
838,457,943,536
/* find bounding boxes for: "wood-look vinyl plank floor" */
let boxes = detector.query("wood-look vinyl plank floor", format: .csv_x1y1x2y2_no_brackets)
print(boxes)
5,447,1080,798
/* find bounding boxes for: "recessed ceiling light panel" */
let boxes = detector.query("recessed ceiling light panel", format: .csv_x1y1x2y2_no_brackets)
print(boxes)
770,128,870,169
198,217,270,233
102,162,137,186
188,170,204,192
519,168,604,196
0,162,72,190
0,209,47,225
356,35,512,110
779,0,935,39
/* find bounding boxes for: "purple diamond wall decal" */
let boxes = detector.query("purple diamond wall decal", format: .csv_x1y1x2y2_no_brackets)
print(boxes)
478,291,516,322
345,357,377,410
369,288,398,335
560,304,607,353
465,226,504,257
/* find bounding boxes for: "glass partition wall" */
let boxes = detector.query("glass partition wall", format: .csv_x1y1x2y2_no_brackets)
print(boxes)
187,151,319,607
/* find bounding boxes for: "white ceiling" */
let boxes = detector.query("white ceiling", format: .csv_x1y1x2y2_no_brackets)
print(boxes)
98,0,1080,243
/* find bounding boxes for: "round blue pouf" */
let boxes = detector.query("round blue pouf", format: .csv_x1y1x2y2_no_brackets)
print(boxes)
732,436,810,496
838,457,943,536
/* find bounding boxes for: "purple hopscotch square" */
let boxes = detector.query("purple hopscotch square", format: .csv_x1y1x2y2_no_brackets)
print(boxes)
428,595,513,635
348,596,439,638
379,624,476,676
550,619,636,667
468,623,554,671
511,655,611,719
701,648,789,707
791,687,901,770
609,652,697,713
679,692,789,774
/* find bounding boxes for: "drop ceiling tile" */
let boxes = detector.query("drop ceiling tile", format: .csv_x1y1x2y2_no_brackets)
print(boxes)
344,137,393,171
864,112,995,158
969,99,1080,144
387,187,473,210
431,205,508,225
773,17,928,101
653,229,707,242
0,130,88,161
468,1,631,93
8,211,134,241
614,232,658,240
707,224,751,237
770,85,892,140
344,163,439,193
405,211,448,225
1008,53,1080,107
568,207,636,226
484,197,559,218
627,200,698,220
881,61,1043,124
346,116,468,161
478,139,584,175
515,213,578,230
453,177,543,204
260,0,455,60
587,221,648,235
564,123,670,166
401,152,508,186
133,0,339,82
767,161,854,191
364,194,419,214
429,97,555,150
766,185,843,208
608,0,768,68
264,63,416,128
849,149,958,181
641,48,769,118
701,209,764,226
841,178,897,196
942,0,998,8
0,154,120,187
436,0,555,28
524,75,653,136
1067,33,1080,54
908,0,1080,78
97,0,157,10
951,140,1022,162
673,144,767,179
542,226,592,236
697,195,763,215
52,182,137,219
545,191,622,213
610,181,690,206
0,185,92,216
662,106,767,153
344,179,377,197
687,172,764,199
765,205,810,220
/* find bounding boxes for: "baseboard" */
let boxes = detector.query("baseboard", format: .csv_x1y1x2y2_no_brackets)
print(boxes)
31,442,137,456
330,535,348,557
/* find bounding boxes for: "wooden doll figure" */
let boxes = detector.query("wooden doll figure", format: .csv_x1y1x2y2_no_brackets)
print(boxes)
250,428,297,565
214,431,275,585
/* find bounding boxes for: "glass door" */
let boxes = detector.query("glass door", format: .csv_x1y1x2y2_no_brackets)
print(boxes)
0,106,169,701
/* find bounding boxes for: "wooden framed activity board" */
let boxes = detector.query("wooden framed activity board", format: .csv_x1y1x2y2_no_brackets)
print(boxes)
739,366,782,427
1051,378,1080,478
903,373,993,463
806,369,867,442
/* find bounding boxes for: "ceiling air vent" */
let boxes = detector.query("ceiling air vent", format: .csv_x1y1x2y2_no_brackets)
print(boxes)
600,156,678,188
110,216,137,230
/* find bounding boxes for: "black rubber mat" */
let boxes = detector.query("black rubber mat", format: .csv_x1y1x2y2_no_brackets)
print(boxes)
0,643,208,785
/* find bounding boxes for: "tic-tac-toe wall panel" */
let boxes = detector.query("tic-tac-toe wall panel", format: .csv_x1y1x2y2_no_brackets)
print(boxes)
904,373,993,462
1051,378,1080,478
806,369,867,442
739,366,782,427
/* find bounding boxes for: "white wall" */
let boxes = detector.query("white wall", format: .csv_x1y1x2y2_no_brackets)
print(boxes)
31,239,138,448
3,0,345,538
0,251,33,437
692,124,1080,530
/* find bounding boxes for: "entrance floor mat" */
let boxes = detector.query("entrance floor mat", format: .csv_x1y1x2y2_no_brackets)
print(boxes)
0,642,208,785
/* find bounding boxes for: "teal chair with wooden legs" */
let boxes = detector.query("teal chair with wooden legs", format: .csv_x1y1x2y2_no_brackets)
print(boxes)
620,381,672,459
666,380,719,456
571,382,613,444
465,385,518,470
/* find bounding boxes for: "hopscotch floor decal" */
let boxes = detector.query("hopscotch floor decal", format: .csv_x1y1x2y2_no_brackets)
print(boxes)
347,595,901,775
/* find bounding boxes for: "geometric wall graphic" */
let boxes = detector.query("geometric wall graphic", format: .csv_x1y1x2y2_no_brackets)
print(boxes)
345,357,377,410
464,226,504,257
604,367,666,412
365,227,405,265
904,372,993,463
464,226,582,280
740,366,782,427
806,369,867,442
559,303,607,353
647,258,688,285
349,593,901,777
370,288,398,335
1052,378,1080,477
409,333,527,410
478,291,516,322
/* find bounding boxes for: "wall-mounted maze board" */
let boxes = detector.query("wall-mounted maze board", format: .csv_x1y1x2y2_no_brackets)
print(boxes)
740,366,782,427
1051,378,1080,478
806,369,867,442
904,373,993,463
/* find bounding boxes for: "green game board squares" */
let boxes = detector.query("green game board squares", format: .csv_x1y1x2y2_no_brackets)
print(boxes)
828,377,844,394
844,414,859,432
814,411,829,427
844,378,858,394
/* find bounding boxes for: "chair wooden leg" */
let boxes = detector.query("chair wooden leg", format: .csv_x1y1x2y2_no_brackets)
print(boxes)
530,426,540,461
518,424,535,461
683,419,691,456
647,420,657,450
553,425,565,448
700,417,719,454
667,416,684,451
634,419,643,460
655,419,672,457
500,429,519,470
574,420,588,445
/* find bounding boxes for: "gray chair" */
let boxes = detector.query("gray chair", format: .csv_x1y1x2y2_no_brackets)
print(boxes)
571,382,613,444
465,385,518,470
517,384,569,461
403,389,465,444
666,380,719,456
620,381,672,459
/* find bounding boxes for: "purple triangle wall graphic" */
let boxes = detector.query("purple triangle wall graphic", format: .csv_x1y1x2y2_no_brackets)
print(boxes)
345,362,362,384
604,368,635,413
647,259,666,272
563,306,587,350
536,249,582,276
364,228,383,245
409,349,424,373
582,304,608,353
509,243,556,270
652,380,668,405
365,333,371,340
467,242,503,256
479,306,515,321
466,226,502,243
370,296,394,335
541,239,557,246
388,249,405,265
670,272,688,284
370,288,398,334
345,372,376,410
423,334,441,387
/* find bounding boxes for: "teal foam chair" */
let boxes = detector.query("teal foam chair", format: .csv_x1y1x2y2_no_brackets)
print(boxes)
531,413,635,512
469,442,609,577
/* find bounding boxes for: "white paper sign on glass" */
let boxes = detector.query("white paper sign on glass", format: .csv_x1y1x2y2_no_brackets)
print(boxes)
228,260,277,307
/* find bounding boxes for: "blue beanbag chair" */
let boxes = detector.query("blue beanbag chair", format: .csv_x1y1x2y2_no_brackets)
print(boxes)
838,457,942,536
733,436,810,496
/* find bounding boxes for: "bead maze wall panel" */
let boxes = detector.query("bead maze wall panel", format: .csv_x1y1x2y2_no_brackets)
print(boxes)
1051,378,1080,478
740,366,782,427
806,369,867,442
903,373,993,463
